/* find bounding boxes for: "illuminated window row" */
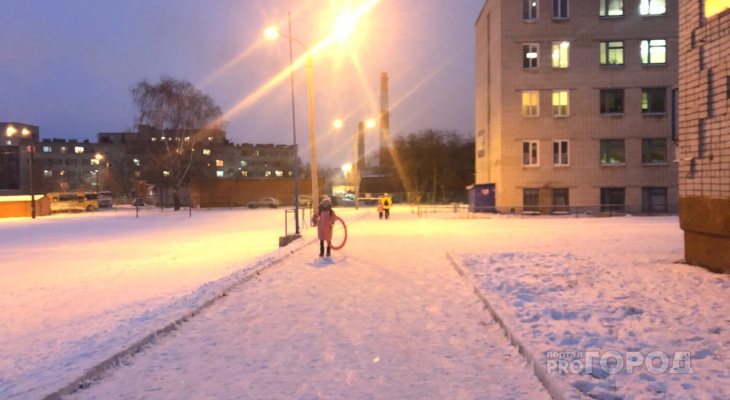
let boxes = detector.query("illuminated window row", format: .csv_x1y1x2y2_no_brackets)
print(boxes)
522,88,667,117
523,0,666,21
522,40,667,69
521,138,667,167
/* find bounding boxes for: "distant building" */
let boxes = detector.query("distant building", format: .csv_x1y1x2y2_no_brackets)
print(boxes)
678,0,730,273
475,0,678,213
0,122,39,195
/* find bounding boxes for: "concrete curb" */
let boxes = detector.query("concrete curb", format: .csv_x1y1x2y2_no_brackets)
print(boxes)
44,235,320,400
446,252,585,400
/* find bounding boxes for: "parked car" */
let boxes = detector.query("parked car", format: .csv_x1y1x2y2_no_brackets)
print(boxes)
297,195,313,207
247,197,280,209
98,191,113,208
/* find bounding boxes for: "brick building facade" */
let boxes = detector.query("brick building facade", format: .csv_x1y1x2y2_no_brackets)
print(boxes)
678,0,730,272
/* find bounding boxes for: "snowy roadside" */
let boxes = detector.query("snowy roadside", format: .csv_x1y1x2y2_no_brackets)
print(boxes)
453,218,730,399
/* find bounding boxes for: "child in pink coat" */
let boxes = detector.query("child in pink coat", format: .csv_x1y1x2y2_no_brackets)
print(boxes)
312,196,337,257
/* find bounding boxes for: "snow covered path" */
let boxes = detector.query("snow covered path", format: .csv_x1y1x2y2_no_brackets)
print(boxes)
67,210,549,400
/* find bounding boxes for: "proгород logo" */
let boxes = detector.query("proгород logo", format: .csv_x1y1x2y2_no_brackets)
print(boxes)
545,350,693,375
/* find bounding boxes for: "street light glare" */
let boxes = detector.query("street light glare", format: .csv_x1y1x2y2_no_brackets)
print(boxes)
341,163,352,173
333,120,343,129
366,119,376,128
95,154,103,160
6,126,17,136
264,26,280,40
333,13,357,41
21,128,31,136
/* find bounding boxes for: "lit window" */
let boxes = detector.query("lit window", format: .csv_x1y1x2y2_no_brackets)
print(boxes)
642,88,667,113
43,146,52,153
522,91,539,116
275,170,283,177
641,39,666,65
185,137,190,141
163,171,170,177
60,170,66,176
265,171,272,177
599,0,623,16
254,150,260,156
523,44,539,69
553,140,569,166
288,171,293,176
151,137,157,142
600,139,625,165
133,159,140,166
523,0,538,20
5,141,10,145
216,160,224,167
639,0,666,15
600,41,624,66
553,0,569,19
642,139,667,164
552,42,569,68
203,149,211,155
600,89,625,114
216,170,224,177
134,171,141,178
59,146,67,153
240,160,247,167
91,159,100,165
44,170,52,178
523,141,539,166
208,137,214,141
241,171,248,177
552,90,569,117
161,136,165,141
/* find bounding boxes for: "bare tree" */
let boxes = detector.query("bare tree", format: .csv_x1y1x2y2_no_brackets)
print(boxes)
131,76,224,210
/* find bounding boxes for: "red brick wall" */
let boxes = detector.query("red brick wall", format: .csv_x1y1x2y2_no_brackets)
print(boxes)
190,178,323,208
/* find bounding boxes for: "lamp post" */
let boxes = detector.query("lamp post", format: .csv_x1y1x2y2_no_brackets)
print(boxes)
95,154,103,193
266,18,319,213
6,126,35,218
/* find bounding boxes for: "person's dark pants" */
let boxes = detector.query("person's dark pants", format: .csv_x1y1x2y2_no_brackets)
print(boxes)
384,209,390,219
319,240,330,256
379,211,383,219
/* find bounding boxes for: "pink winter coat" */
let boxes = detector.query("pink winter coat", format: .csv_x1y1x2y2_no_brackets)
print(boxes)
313,205,337,241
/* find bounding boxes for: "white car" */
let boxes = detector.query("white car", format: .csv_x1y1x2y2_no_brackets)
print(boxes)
297,195,313,207
247,197,280,209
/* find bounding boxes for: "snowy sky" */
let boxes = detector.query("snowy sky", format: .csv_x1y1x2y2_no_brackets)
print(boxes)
0,0,484,168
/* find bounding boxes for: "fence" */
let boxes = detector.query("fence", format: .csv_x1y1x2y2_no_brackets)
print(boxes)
284,204,313,236
414,203,679,219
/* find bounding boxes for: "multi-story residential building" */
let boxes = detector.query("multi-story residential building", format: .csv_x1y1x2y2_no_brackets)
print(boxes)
475,0,678,213
0,122,39,195
678,0,730,273
37,138,102,192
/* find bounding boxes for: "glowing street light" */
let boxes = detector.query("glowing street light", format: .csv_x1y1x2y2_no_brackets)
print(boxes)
6,126,36,218
333,119,343,129
333,118,376,210
95,154,104,192
341,163,352,179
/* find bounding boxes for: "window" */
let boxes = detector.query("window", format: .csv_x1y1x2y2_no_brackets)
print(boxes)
641,40,667,65
134,171,141,178
522,91,539,116
642,88,667,113
523,0,538,20
241,171,248,177
600,41,624,66
639,0,666,15
523,44,539,69
552,91,569,116
43,170,52,178
599,0,623,16
216,170,223,178
133,159,140,166
203,149,211,155
642,138,667,164
43,146,52,153
215,160,224,167
241,160,247,167
600,188,625,212
552,42,569,68
265,171,272,177
600,139,625,165
59,146,67,153
151,137,157,142
642,187,668,213
163,171,170,177
74,147,83,154
275,170,283,177
523,141,539,166
553,0,569,18
91,159,99,165
600,89,625,114
553,189,569,213
523,189,539,212
553,140,569,166
208,137,214,141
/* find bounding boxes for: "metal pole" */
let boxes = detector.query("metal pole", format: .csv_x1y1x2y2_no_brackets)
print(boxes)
29,136,36,219
289,12,300,235
306,55,318,204
354,124,360,210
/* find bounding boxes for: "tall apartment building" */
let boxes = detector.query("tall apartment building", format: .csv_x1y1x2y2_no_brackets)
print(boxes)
678,0,730,273
0,122,39,194
475,0,678,213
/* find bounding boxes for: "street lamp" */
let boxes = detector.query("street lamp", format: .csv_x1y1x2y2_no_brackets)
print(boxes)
95,154,103,193
6,126,35,218
266,17,319,228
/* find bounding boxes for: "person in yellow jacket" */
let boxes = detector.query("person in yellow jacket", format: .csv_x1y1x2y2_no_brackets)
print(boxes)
380,193,392,220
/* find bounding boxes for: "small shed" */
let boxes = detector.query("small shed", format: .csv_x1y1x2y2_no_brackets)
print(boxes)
0,195,51,218
467,183,496,213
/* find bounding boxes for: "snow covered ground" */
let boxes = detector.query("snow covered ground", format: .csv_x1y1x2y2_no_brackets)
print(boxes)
2,206,728,399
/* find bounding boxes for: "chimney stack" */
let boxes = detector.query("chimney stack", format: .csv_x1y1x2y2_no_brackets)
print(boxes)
379,72,391,167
